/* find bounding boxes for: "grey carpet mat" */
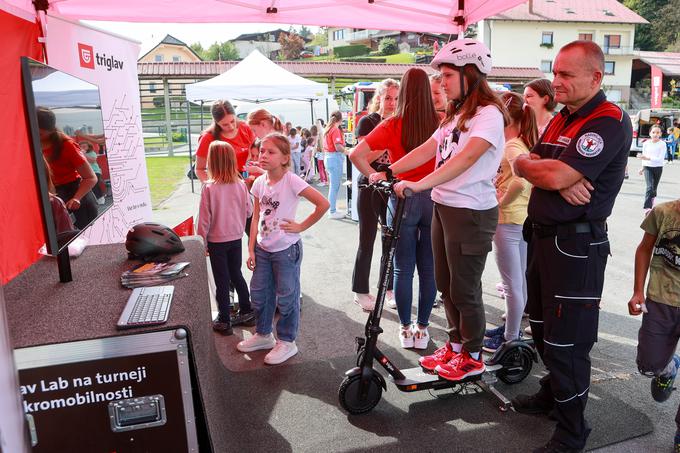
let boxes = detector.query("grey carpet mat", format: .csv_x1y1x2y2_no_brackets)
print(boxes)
211,296,653,452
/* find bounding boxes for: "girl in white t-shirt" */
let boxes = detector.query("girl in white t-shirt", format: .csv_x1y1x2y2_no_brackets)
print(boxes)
639,124,666,213
237,133,329,365
389,39,509,382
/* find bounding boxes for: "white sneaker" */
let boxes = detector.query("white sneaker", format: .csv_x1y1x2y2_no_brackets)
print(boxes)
385,290,397,309
413,325,430,350
399,324,414,348
354,293,375,312
524,325,532,336
237,333,276,352
316,182,327,187
329,211,345,220
264,340,298,365
501,312,507,321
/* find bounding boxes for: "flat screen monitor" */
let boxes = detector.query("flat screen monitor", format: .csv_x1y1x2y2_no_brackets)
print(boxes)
21,57,113,258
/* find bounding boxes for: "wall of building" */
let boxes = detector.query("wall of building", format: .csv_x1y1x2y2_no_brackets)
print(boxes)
480,20,636,102
328,27,351,48
233,41,280,59
138,44,201,63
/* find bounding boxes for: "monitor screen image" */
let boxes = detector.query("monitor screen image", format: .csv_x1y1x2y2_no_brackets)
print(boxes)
21,57,114,256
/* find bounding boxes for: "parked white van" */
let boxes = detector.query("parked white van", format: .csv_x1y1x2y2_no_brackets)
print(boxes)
234,97,339,128
630,108,680,155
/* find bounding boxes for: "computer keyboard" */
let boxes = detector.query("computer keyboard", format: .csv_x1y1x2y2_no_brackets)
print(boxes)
117,286,174,329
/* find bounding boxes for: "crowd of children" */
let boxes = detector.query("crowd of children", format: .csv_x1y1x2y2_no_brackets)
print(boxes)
191,39,680,452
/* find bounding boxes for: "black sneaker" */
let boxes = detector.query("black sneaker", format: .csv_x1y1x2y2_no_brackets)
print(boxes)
533,439,583,453
212,320,233,336
232,311,256,327
652,355,680,402
512,392,553,415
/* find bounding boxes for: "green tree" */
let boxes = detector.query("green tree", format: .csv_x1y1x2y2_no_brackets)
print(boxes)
299,25,312,39
623,0,672,51
278,32,305,59
378,37,399,56
309,28,328,47
651,0,680,51
204,41,239,61
189,42,206,60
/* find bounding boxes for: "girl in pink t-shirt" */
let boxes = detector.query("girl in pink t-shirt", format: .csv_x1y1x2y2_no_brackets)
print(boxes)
198,141,254,335
237,133,329,365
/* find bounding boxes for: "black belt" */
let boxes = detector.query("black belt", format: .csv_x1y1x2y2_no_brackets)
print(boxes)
531,221,606,238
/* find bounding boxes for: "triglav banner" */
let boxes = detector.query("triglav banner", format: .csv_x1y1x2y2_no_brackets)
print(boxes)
45,15,152,244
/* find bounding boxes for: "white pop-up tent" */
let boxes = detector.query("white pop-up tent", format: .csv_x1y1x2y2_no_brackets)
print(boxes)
185,49,328,103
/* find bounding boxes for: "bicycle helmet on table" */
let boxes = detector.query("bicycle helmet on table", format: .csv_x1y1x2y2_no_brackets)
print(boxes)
125,222,185,261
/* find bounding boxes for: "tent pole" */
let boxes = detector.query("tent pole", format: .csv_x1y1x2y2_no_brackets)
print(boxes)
186,101,195,194
200,100,205,131
309,99,314,126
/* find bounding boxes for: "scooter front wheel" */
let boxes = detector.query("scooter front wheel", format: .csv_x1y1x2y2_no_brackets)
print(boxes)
338,372,383,414
496,347,533,384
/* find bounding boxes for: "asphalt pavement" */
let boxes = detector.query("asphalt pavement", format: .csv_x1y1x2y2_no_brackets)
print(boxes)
152,156,680,452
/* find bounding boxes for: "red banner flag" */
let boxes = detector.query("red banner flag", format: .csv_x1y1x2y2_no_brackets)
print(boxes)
173,217,194,237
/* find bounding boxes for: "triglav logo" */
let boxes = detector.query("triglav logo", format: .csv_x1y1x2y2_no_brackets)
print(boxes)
78,43,95,69
77,42,125,71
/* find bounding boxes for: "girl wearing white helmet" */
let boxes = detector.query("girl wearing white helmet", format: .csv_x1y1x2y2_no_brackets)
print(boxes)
391,38,509,381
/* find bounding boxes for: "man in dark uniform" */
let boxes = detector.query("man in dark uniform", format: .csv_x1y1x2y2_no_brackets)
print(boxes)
511,40,633,453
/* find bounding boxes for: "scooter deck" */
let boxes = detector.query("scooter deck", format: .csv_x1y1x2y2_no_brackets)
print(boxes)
388,365,513,411
390,364,502,390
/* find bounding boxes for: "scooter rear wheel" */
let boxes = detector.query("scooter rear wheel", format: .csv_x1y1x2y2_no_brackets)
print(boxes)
338,372,383,414
496,347,533,384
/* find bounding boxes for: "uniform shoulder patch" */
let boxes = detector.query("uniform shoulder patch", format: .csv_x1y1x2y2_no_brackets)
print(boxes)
576,132,604,158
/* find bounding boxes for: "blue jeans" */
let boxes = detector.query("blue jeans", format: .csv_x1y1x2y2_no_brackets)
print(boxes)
324,152,345,213
387,190,436,326
208,239,251,323
249,241,303,342
291,152,302,175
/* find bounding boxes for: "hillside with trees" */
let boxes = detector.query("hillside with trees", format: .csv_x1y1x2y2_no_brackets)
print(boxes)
623,0,680,51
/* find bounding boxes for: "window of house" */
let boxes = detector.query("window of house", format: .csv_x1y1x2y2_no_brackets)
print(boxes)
172,55,180,62
154,54,163,62
541,32,553,45
604,61,615,75
578,33,593,41
540,60,553,73
604,34,621,48
269,34,275,42
149,83,157,93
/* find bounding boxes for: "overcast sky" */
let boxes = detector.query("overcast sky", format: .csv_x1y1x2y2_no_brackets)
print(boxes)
84,21,320,54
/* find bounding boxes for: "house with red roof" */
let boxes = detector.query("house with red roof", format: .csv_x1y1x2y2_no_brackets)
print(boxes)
479,0,648,105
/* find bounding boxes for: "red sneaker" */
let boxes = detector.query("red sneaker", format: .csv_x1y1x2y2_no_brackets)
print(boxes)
419,342,459,371
435,351,485,381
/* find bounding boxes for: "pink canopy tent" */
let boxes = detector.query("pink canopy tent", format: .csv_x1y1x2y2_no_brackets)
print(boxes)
1,0,527,34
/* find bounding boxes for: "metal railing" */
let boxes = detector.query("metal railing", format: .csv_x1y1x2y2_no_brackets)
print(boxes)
601,46,635,56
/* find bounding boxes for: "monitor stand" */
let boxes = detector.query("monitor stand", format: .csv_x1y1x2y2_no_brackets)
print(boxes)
57,248,72,283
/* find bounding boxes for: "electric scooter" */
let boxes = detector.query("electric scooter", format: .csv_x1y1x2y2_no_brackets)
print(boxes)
338,180,537,415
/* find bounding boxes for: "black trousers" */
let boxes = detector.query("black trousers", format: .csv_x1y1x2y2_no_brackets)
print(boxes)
643,166,662,209
55,179,99,230
524,220,609,449
351,174,392,294
208,239,251,322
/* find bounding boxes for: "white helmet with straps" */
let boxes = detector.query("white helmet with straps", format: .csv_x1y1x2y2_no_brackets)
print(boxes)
431,38,492,75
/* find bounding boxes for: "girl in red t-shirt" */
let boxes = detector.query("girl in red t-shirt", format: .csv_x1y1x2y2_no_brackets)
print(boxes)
350,68,439,351
37,107,98,231
195,100,256,183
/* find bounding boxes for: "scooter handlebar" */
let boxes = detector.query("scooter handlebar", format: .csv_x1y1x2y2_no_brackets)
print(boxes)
359,179,413,197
